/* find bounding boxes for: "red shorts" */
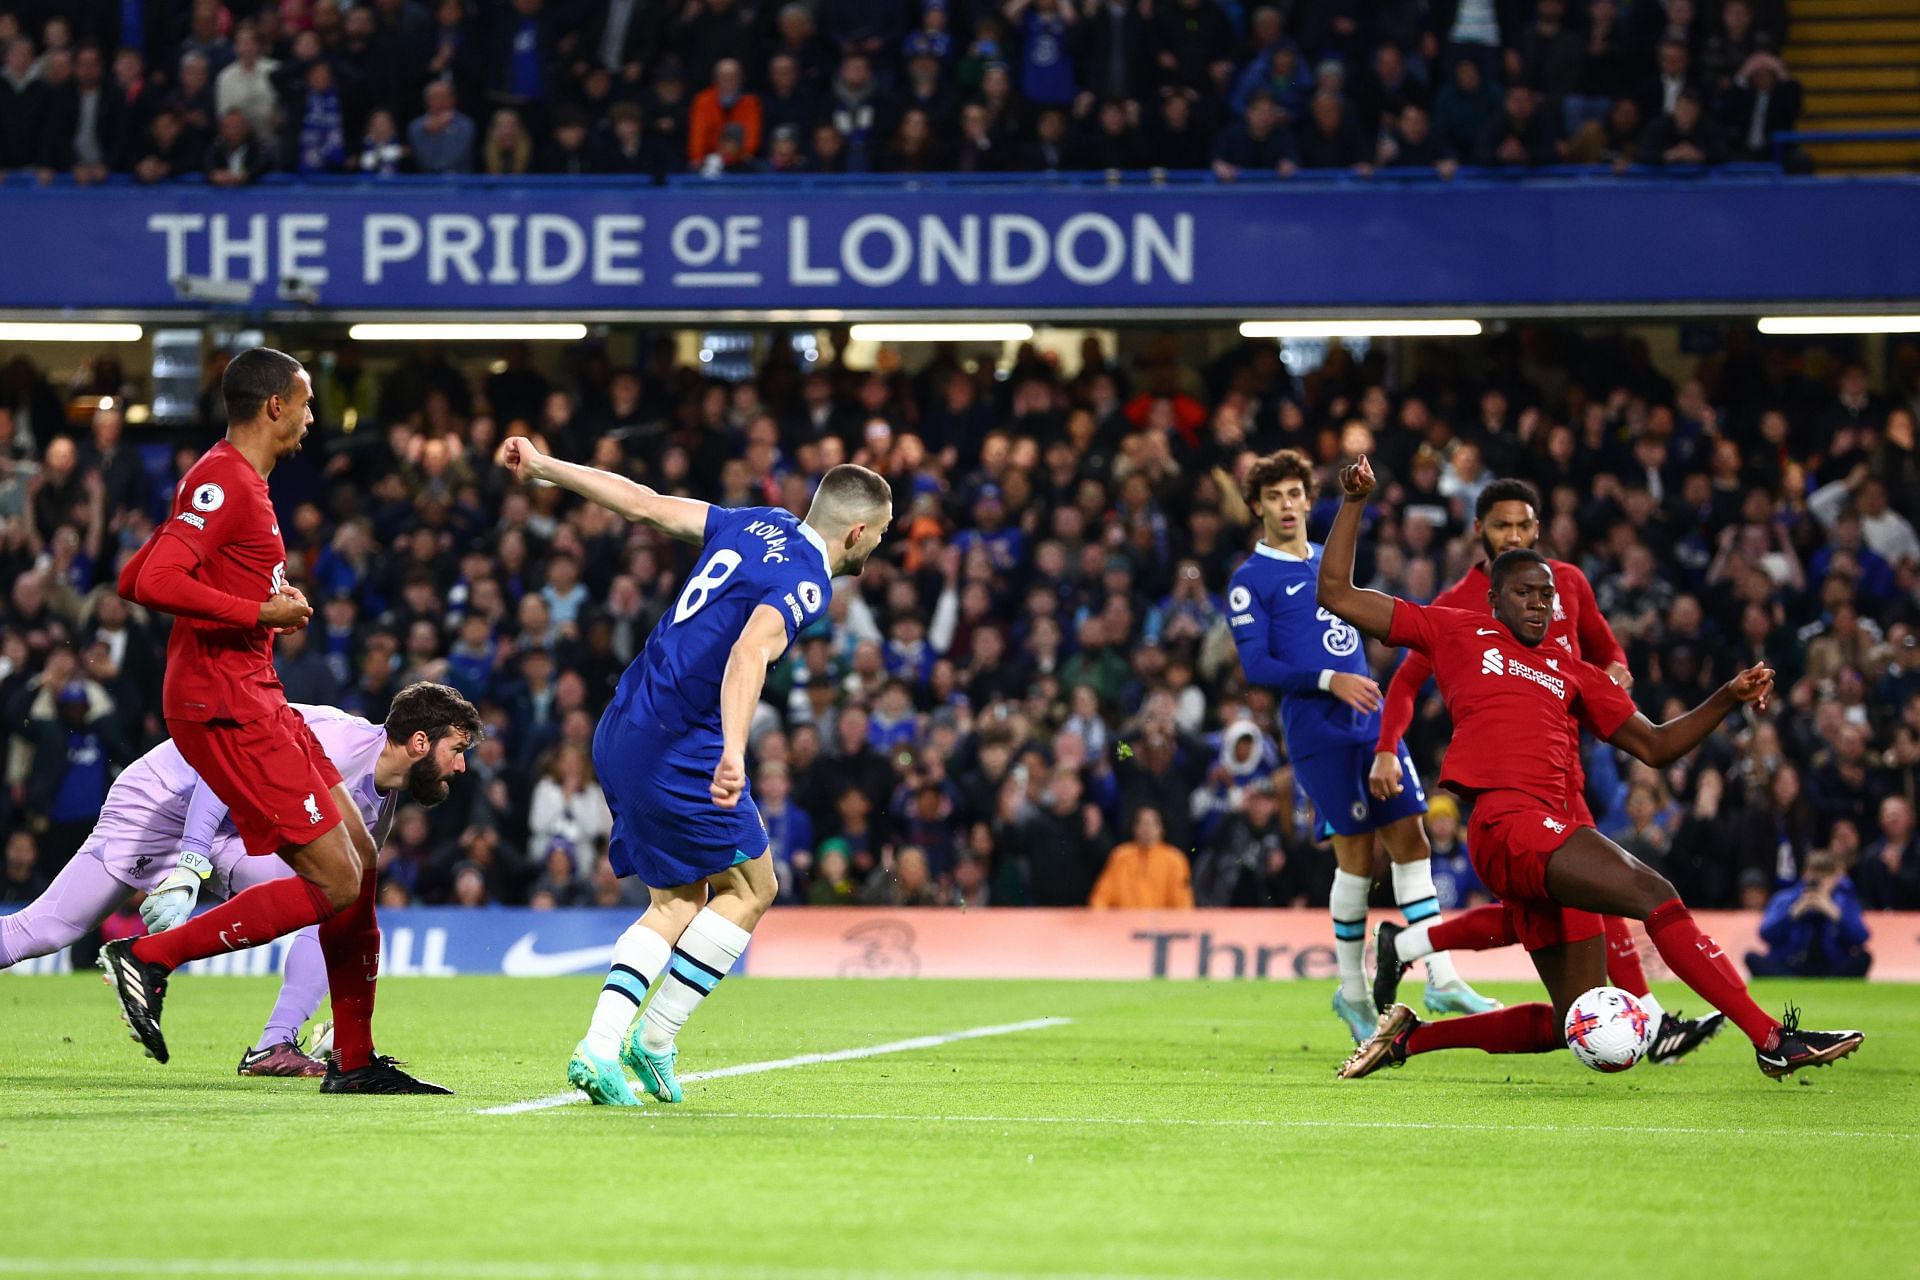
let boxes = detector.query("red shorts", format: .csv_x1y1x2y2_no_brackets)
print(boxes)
170,704,344,856
1465,789,1603,954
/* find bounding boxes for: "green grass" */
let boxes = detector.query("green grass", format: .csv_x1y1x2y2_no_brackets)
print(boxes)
2,976,1915,1280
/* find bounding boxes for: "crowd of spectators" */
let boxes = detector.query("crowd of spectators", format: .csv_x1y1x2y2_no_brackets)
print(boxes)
0,321,1917,923
0,0,1805,184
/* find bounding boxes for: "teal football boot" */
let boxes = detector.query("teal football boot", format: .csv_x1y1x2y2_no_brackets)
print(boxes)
622,1024,684,1104
568,1039,642,1107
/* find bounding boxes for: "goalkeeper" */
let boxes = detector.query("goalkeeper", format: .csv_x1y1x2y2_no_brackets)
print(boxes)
0,689,476,1077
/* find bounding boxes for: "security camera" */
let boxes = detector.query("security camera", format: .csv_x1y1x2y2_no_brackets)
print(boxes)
278,275,322,306
171,275,255,306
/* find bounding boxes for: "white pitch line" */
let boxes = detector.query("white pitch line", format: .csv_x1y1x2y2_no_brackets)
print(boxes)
0,1259,1223,1280
475,1017,1072,1116
624,1110,1918,1143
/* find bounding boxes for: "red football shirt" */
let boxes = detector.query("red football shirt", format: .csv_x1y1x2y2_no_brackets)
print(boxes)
1385,599,1639,811
1376,557,1626,752
125,441,289,723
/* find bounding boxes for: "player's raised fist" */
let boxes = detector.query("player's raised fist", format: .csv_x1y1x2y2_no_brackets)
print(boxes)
497,435,547,485
1727,663,1775,711
1338,455,1376,501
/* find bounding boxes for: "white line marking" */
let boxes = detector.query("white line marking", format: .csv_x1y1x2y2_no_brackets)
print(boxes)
0,1260,1215,1280
671,271,763,286
622,1111,1917,1143
476,1017,1072,1116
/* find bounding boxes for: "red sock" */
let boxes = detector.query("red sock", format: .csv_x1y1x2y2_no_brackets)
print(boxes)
1645,898,1778,1047
1407,1002,1560,1055
319,870,380,1072
1428,903,1518,953
1602,915,1651,997
133,876,333,972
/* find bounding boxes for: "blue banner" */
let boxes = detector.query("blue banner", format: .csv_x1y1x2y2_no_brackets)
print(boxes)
2,176,1915,312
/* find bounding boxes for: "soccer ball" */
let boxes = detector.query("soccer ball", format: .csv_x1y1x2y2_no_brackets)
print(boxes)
308,1019,335,1065
1563,987,1655,1072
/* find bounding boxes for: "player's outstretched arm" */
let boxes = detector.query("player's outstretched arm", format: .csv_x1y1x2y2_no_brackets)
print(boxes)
1607,663,1773,768
1315,456,1396,642
498,435,709,544
712,604,791,809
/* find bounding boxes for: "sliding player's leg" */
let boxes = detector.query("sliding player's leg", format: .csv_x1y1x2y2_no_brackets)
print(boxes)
1544,829,1861,1078
1377,811,1500,1016
625,850,777,1103
1341,904,1601,1079
0,851,131,968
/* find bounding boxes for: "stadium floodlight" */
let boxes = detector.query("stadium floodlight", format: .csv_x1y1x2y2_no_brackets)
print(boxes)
0,322,143,343
1238,319,1482,339
848,323,1035,343
347,323,589,341
1756,315,1920,336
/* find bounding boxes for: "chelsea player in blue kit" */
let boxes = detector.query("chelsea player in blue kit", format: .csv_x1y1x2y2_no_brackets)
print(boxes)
500,435,892,1106
1227,451,1497,1042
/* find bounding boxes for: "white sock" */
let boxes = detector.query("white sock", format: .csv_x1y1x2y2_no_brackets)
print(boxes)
584,919,673,1058
1394,918,1437,962
1392,861,1460,986
640,908,752,1053
1330,870,1370,1004
1636,991,1667,1038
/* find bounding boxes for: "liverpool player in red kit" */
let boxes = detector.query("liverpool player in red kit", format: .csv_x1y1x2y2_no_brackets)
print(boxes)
1320,457,1862,1082
99,347,448,1093
1367,478,1725,1065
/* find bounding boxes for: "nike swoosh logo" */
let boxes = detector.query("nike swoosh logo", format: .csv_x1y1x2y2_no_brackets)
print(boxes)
1476,629,1499,636
1286,583,1307,596
501,933,616,977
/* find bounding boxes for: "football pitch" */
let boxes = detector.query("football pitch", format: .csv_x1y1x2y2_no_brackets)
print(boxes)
3,976,1914,1280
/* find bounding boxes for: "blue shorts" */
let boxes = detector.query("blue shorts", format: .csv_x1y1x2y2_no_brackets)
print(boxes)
593,711,769,889
1293,738,1427,839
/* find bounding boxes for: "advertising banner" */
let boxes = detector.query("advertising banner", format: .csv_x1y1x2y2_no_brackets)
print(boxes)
6,907,1914,981
2,179,1914,312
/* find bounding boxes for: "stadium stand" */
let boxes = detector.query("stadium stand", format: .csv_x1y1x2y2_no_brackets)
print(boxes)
0,327,1916,917
0,0,1812,181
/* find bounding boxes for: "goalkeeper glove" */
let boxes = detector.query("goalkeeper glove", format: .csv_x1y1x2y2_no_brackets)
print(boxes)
140,850,213,933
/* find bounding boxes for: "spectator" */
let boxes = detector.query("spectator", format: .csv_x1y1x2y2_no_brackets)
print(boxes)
1211,89,1295,181
1643,39,1696,121
688,56,761,168
408,78,475,174
132,107,201,183
1431,55,1499,160
527,744,613,875
1068,97,1148,170
1856,796,1919,911
205,106,271,184
482,107,534,175
1376,103,1456,176
1473,83,1556,169
807,840,860,905
486,0,552,108
43,45,124,183
761,53,820,140
355,108,413,174
287,56,347,173
862,845,945,906
213,22,278,144
1721,52,1799,162
1089,806,1193,908
1295,89,1371,173
1746,852,1872,979
0,830,47,902
593,101,673,177
1636,87,1727,168
24,680,130,869
1008,0,1077,108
